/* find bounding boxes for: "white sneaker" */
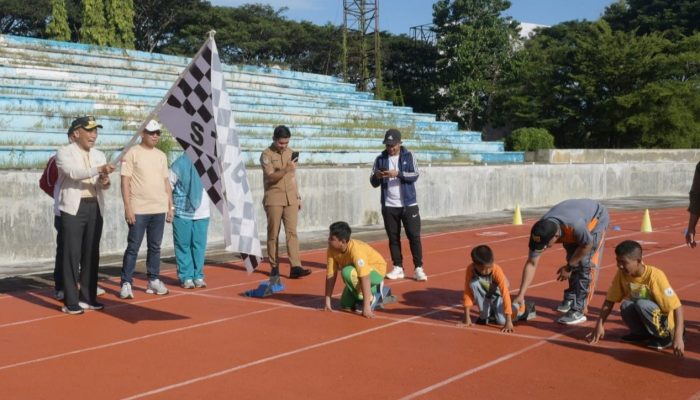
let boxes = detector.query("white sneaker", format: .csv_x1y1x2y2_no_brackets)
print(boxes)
120,282,134,299
181,279,195,289
78,301,104,310
96,286,106,296
385,266,405,280
194,278,207,288
414,267,428,282
146,279,169,295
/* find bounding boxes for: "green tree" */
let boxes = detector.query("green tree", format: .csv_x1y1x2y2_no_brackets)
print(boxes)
494,20,700,148
105,0,135,48
133,0,209,52
284,22,343,76
603,0,699,37
614,34,700,147
432,0,520,130
80,0,108,45
1,0,50,36
46,0,70,41
381,33,438,113
160,4,290,64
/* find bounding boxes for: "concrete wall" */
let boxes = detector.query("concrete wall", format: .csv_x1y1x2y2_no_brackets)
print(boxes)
0,161,694,275
528,149,700,164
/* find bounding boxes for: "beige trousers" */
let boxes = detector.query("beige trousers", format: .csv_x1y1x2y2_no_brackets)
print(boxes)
264,204,300,269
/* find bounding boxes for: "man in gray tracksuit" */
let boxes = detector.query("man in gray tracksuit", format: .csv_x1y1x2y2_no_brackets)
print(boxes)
513,199,609,325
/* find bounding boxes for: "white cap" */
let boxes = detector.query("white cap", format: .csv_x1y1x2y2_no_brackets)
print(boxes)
144,120,161,132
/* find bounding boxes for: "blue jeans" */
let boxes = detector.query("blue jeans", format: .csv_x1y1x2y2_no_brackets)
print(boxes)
121,213,166,284
469,278,521,325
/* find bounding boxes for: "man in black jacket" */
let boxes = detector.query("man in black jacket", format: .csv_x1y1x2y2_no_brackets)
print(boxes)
370,129,427,282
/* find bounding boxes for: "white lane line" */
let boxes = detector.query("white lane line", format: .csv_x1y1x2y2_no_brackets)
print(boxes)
0,306,282,372
398,331,569,400
119,307,451,400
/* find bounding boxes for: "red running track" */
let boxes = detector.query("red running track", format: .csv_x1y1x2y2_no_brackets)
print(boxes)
0,207,698,399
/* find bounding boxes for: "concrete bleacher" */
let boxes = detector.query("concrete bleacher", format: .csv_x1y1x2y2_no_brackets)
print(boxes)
0,34,524,167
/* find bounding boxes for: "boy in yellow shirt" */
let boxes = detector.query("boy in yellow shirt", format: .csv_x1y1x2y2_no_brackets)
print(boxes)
324,221,389,318
462,245,535,332
588,240,684,357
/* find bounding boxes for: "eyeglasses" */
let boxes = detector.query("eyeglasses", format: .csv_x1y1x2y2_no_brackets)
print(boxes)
145,131,161,136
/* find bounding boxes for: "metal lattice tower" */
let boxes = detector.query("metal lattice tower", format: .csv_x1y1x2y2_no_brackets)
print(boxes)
342,0,382,96
409,24,436,45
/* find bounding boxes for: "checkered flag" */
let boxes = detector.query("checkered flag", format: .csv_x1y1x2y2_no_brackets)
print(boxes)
158,41,224,210
158,36,262,273
210,38,262,271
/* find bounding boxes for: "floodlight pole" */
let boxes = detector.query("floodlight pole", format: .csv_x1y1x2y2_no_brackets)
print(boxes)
342,0,382,97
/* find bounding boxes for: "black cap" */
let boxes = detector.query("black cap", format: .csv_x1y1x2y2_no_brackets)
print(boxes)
68,116,102,134
528,219,559,251
383,129,401,145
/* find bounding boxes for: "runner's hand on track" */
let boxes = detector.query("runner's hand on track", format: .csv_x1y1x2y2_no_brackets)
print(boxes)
686,228,696,248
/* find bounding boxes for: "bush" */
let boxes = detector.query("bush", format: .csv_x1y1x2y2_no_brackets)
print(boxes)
504,127,555,151
155,129,179,164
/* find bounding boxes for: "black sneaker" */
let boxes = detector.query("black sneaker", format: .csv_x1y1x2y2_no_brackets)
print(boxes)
475,316,497,325
620,333,652,344
289,266,311,279
517,301,537,321
646,336,673,350
61,304,84,315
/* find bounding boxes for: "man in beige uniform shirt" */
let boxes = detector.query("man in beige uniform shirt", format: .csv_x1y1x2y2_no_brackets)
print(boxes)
260,125,311,281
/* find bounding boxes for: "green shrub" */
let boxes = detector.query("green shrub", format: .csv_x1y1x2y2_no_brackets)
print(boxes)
504,127,555,151
155,129,179,164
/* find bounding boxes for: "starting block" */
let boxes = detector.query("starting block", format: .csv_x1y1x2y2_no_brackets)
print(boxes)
244,279,285,298
358,284,397,311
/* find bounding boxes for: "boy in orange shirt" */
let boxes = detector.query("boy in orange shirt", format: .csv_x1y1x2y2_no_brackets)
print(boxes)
462,245,535,332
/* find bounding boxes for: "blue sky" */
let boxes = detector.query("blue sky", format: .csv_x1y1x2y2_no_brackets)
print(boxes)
210,0,617,35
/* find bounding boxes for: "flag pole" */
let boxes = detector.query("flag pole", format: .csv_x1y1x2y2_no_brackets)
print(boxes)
110,31,218,166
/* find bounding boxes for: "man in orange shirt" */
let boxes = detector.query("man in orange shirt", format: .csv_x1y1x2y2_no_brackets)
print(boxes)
324,221,389,319
462,245,535,332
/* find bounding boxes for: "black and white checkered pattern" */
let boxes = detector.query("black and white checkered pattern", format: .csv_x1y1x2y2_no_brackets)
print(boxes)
159,41,225,211
158,38,262,271
210,40,262,270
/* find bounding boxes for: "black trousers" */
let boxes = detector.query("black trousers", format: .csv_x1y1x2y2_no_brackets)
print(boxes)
53,215,63,291
61,199,102,307
381,205,423,269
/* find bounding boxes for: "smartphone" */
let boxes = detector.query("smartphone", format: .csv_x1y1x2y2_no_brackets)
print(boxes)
379,167,388,172
291,151,300,162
